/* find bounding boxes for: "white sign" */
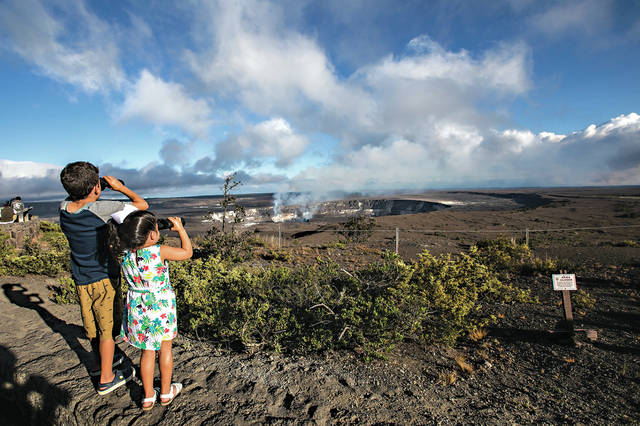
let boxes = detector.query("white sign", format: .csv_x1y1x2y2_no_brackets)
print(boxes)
552,274,577,291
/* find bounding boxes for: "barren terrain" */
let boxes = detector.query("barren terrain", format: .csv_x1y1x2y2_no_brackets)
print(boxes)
2,187,639,424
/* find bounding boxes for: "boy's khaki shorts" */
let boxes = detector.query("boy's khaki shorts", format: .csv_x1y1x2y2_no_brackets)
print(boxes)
77,277,121,341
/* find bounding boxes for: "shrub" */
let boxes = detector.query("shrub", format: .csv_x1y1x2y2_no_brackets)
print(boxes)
339,214,375,243
320,241,346,250
22,236,70,277
410,250,530,345
170,256,299,351
260,249,293,262
39,221,62,233
50,276,79,304
471,238,532,272
615,240,640,248
169,248,531,357
573,289,596,310
0,233,17,275
196,229,255,263
13,225,539,359
170,254,412,355
333,253,415,356
0,221,70,277
471,238,571,276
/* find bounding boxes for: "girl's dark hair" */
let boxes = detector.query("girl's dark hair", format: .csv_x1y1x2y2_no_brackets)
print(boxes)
109,210,157,257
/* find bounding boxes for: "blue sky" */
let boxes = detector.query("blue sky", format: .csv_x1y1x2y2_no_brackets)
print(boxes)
0,0,639,200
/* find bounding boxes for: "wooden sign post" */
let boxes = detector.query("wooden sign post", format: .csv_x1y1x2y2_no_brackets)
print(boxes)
552,273,577,333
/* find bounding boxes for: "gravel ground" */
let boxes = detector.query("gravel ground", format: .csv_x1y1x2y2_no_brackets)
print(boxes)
1,187,639,424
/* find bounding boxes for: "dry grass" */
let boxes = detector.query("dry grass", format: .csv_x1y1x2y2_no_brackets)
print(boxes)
469,328,488,342
455,355,475,374
438,371,458,386
254,234,281,250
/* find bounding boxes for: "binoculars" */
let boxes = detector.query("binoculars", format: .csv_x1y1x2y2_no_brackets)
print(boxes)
100,177,125,191
157,217,186,230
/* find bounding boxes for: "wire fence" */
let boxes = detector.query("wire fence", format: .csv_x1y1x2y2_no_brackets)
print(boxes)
268,223,640,255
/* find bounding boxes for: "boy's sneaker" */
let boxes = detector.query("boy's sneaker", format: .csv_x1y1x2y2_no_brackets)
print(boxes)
89,351,124,377
97,367,135,395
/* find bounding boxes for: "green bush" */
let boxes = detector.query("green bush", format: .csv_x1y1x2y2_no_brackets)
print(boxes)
339,214,375,243
2,225,540,358
615,240,640,248
332,253,415,356
170,256,299,351
50,276,79,304
320,241,346,250
169,248,531,357
260,249,293,262
0,233,17,275
409,250,530,345
0,221,70,277
471,238,570,276
22,234,70,277
573,288,596,310
195,229,255,263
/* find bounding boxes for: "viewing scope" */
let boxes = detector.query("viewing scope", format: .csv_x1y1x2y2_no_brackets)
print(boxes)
157,218,186,230
99,177,125,190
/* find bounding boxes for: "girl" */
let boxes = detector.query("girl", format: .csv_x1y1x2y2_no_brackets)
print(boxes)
110,211,192,410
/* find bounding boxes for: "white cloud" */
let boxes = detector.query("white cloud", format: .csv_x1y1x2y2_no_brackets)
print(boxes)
364,36,530,95
0,160,63,200
495,129,538,153
250,118,309,165
582,113,640,138
1,0,637,200
0,159,61,178
118,69,213,139
186,1,532,156
0,0,125,93
293,139,439,192
215,118,309,168
528,0,613,38
186,0,376,131
3,113,639,200
539,132,566,143
288,112,640,191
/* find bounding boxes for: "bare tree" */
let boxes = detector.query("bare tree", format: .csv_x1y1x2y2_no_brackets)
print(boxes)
221,172,241,234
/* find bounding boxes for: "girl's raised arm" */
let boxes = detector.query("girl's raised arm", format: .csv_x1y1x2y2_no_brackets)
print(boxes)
160,217,193,262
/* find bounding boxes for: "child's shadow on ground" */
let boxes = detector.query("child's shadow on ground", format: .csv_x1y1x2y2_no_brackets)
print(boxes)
1,283,133,387
0,344,73,425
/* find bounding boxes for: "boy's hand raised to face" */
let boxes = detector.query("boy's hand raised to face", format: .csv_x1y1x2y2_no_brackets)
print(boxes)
102,176,125,192
97,174,148,211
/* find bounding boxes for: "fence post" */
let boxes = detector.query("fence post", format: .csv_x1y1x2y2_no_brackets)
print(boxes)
278,224,282,249
525,228,529,246
395,227,399,255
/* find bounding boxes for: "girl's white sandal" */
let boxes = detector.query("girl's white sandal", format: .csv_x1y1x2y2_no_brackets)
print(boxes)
142,388,158,411
160,382,183,406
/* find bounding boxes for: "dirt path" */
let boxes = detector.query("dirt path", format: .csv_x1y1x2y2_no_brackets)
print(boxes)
0,275,441,425
1,265,639,424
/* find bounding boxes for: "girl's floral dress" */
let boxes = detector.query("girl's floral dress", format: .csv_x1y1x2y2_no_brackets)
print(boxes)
120,244,177,350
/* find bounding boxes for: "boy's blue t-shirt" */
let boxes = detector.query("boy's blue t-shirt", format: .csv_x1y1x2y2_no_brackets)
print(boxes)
59,200,127,286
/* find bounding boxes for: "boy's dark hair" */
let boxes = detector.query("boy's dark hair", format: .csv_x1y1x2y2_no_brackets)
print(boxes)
109,210,157,257
60,161,99,201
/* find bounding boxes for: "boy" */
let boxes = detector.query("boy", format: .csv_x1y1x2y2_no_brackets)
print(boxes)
59,161,148,395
